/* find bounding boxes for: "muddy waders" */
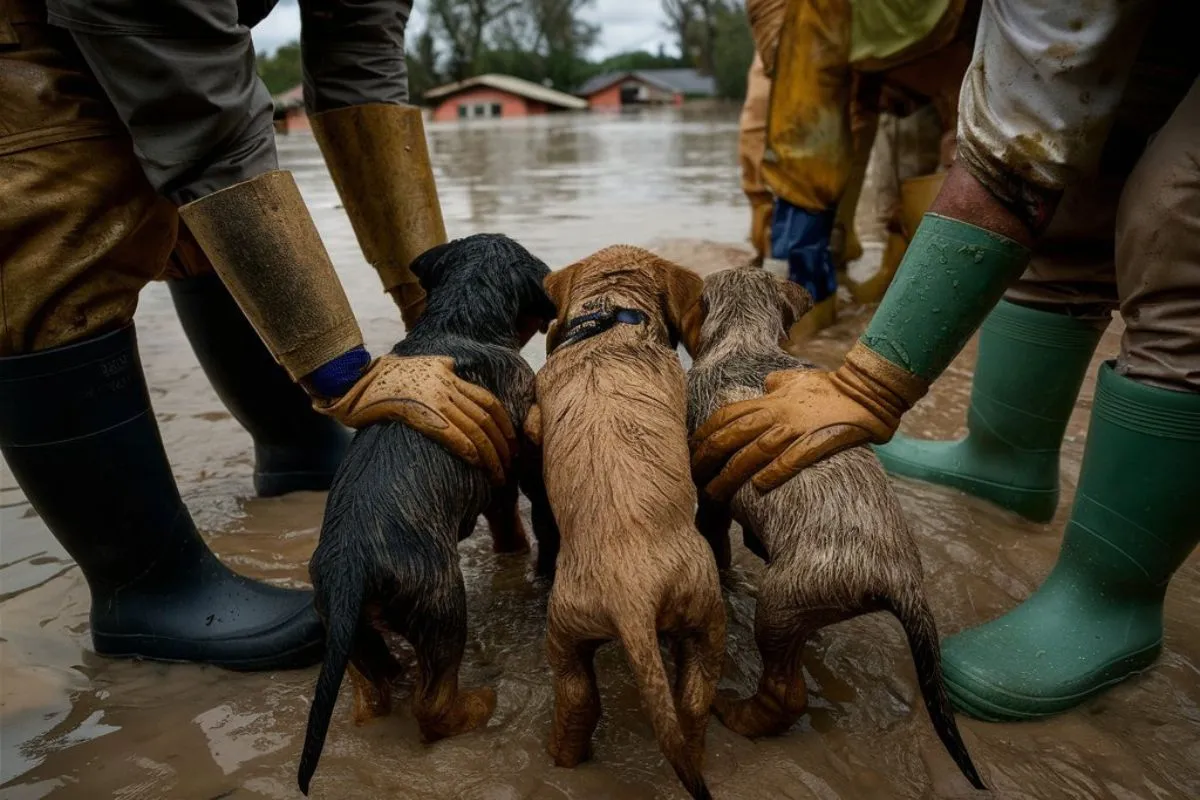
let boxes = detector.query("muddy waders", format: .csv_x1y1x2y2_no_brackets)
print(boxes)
311,103,448,330
0,325,323,669
943,364,1200,720
874,300,1106,521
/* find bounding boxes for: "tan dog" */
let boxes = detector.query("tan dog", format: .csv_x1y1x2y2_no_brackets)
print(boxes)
527,246,725,800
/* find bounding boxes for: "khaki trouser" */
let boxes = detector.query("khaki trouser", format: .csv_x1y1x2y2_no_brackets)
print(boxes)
1005,79,1200,394
0,1,210,355
739,53,773,262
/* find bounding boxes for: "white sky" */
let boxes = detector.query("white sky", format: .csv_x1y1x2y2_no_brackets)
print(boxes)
250,0,677,59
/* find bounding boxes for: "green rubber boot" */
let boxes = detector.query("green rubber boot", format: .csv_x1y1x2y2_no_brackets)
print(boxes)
874,301,1106,522
943,363,1200,721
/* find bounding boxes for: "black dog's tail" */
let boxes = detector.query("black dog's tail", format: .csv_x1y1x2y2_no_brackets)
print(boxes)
882,593,987,791
298,564,366,796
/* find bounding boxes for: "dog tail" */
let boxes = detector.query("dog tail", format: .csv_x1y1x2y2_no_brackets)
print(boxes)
298,565,366,796
882,592,987,791
617,620,712,800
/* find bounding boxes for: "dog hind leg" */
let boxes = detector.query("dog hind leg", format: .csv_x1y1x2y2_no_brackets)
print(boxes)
671,618,724,768
546,634,602,767
714,598,812,738
348,625,402,725
484,476,530,554
392,575,496,742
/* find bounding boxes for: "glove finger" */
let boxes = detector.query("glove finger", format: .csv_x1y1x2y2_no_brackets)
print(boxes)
452,375,519,448
691,408,775,481
751,425,869,493
702,425,793,502
763,369,797,392
449,389,514,472
441,400,507,485
691,396,771,448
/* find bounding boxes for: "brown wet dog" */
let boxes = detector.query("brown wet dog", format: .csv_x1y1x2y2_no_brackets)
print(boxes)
687,268,985,790
528,246,725,800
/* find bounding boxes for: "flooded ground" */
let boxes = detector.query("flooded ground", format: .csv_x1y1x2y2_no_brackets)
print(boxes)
3,107,1199,800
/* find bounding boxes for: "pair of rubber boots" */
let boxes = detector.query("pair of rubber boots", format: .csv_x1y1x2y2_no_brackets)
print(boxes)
871,300,1200,721
0,274,349,670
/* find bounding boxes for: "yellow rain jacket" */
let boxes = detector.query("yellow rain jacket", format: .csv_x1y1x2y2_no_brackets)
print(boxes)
750,0,966,212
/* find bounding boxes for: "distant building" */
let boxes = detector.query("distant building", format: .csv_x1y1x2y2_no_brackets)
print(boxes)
425,74,587,122
272,85,307,134
576,69,717,110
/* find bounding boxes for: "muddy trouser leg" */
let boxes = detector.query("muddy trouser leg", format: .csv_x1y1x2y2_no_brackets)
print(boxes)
740,52,773,265
873,175,1119,521
943,80,1200,721
0,10,321,670
164,225,352,498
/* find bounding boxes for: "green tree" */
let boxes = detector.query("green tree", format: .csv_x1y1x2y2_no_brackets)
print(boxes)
711,1,753,100
256,41,302,95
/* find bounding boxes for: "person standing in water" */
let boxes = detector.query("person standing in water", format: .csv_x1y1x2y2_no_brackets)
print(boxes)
694,0,1200,721
0,0,515,671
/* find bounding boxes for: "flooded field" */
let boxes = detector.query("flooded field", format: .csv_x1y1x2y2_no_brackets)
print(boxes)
2,107,1199,800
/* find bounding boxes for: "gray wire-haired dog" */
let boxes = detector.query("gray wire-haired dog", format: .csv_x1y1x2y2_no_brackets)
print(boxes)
686,267,985,790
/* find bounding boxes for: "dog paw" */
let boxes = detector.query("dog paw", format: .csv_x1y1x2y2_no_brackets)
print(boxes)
547,737,592,768
712,691,797,738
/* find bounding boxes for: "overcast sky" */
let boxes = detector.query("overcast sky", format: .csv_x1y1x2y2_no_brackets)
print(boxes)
250,0,676,59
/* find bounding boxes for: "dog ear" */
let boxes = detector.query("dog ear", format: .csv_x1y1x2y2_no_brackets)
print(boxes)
775,275,813,329
408,241,455,292
660,260,706,356
523,271,558,332
542,263,579,352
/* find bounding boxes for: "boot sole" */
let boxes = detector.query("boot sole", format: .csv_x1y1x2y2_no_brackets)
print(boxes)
254,470,338,498
92,632,324,672
944,639,1162,722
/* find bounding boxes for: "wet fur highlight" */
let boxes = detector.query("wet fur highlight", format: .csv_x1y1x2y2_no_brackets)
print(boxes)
686,267,986,791
535,246,724,800
298,234,558,795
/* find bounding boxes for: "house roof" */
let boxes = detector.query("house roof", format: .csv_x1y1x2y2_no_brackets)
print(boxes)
272,84,305,110
424,74,588,110
576,69,717,98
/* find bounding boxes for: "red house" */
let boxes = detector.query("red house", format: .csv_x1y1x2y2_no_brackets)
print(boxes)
425,74,587,122
577,69,717,111
272,85,308,133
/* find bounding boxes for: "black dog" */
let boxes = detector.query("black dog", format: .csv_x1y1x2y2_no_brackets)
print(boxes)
298,234,558,795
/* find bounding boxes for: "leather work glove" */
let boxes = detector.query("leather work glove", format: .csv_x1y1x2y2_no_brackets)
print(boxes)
691,343,928,501
315,355,516,484
771,198,838,303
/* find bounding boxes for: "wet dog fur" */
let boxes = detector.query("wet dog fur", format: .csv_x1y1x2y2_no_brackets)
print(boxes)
686,268,985,791
298,234,559,795
529,246,725,800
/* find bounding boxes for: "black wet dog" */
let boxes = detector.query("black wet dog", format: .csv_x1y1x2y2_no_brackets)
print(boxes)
299,234,558,795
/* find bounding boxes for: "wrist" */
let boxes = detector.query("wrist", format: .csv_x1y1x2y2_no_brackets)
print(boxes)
831,342,929,436
303,346,372,399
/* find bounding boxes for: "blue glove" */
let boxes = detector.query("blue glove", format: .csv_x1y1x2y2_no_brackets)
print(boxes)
771,199,837,304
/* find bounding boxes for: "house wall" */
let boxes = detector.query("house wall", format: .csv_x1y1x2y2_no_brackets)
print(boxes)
431,87,535,122
586,79,682,110
587,83,623,110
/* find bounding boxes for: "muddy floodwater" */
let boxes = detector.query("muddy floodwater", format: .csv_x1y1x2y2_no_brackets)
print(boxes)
3,107,1199,800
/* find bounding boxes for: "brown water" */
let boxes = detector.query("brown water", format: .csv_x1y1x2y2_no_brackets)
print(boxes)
3,107,1199,800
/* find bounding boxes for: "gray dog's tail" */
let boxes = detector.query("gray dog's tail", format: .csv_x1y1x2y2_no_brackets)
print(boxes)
882,593,987,791
298,564,366,796
618,620,712,800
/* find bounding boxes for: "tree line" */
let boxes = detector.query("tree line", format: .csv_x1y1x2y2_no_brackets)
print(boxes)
258,0,754,102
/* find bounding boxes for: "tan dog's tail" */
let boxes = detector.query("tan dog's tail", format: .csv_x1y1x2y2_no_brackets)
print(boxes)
617,620,712,800
881,593,987,791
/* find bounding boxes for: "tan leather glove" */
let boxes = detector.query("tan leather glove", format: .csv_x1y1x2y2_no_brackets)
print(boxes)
691,343,927,500
315,355,516,484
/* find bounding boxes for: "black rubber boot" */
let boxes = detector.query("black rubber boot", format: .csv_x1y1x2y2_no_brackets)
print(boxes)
169,272,351,497
0,325,324,670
